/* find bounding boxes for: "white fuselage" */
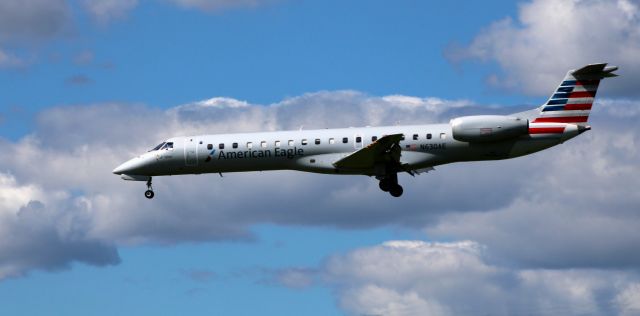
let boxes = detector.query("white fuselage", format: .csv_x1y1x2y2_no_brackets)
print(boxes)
113,122,579,178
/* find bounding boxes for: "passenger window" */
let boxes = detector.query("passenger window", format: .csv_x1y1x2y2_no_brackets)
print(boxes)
219,143,224,149
329,138,335,144
440,133,446,139
400,135,405,140
342,137,348,143
356,136,362,143
232,142,238,149
288,140,294,146
302,139,308,145
261,141,267,148
315,139,321,145
275,140,281,147
247,142,253,149
413,134,418,140
427,133,432,139
207,144,213,150
372,136,378,142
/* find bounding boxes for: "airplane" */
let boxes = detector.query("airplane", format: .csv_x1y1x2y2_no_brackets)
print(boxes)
113,63,617,198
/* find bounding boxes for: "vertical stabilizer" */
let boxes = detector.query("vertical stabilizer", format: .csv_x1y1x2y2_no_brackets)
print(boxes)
530,63,618,125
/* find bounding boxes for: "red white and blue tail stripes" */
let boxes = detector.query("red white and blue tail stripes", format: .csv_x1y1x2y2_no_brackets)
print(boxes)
533,78,600,124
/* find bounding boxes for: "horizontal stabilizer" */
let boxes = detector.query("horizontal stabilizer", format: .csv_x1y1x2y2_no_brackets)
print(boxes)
572,63,619,78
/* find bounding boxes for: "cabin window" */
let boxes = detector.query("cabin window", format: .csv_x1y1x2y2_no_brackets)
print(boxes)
356,136,362,143
161,142,174,150
342,137,348,143
232,142,238,149
275,140,281,147
310,159,316,163
315,138,321,145
219,143,224,149
302,139,308,145
261,141,267,148
440,133,446,139
400,135,405,140
207,144,213,150
427,133,432,139
151,142,166,151
247,142,253,149
413,134,418,140
329,138,335,144
371,136,378,142
288,140,294,146
199,141,203,145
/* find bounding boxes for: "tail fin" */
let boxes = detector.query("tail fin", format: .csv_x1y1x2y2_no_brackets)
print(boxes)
530,63,618,125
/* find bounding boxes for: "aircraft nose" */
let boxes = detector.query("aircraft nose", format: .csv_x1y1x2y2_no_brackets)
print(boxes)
113,157,147,175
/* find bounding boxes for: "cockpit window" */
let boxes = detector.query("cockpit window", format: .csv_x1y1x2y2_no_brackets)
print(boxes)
162,142,174,150
150,142,166,151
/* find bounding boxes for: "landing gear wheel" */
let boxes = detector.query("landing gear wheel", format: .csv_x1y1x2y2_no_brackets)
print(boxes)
145,178,154,199
379,180,391,192
389,185,403,197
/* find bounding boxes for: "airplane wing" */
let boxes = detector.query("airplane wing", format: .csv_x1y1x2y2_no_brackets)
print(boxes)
333,134,403,170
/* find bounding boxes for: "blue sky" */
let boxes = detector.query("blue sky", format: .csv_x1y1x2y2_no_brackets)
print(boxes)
0,0,531,139
1,1,640,315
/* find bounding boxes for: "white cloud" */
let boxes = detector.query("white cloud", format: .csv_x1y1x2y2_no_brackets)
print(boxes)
0,0,71,43
319,240,635,316
0,172,119,279
0,48,27,68
0,0,71,68
447,0,640,96
0,173,44,216
81,0,139,24
341,285,451,316
167,0,272,12
615,283,640,316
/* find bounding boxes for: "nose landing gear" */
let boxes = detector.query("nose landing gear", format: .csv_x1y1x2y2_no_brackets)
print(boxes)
144,178,154,199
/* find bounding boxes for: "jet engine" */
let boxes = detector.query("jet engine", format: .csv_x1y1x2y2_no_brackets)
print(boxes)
450,115,528,143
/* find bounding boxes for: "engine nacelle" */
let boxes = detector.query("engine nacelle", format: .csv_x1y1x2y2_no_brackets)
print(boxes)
450,115,528,143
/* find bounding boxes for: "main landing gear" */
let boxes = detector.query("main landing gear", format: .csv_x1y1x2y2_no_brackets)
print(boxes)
144,178,155,199
377,173,403,197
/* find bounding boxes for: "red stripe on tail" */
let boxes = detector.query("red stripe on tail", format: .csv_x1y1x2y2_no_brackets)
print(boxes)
564,103,592,110
533,116,589,123
529,127,565,134
569,91,596,98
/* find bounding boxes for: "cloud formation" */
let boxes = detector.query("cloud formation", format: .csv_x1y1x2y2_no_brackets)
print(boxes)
81,0,139,24
317,240,640,316
0,89,638,316
0,0,71,43
0,49,26,68
167,0,273,12
447,0,640,96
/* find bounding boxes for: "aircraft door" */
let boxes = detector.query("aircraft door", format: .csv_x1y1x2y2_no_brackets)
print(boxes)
185,137,198,166
354,134,364,150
